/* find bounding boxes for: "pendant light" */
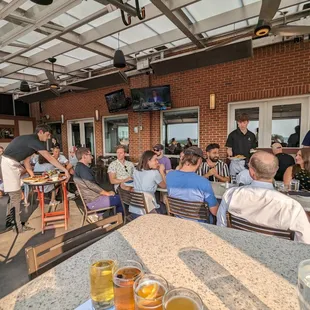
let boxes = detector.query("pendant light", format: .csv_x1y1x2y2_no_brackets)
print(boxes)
31,0,53,5
19,69,30,92
113,33,126,68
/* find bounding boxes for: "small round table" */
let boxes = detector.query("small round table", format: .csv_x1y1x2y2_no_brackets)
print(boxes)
25,177,69,234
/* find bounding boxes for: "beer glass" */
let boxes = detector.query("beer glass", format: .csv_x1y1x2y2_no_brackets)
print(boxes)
113,260,143,310
89,252,117,310
298,259,310,309
163,288,204,310
134,274,169,310
290,179,300,191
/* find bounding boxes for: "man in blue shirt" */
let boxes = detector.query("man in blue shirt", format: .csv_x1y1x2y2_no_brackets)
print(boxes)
166,146,218,223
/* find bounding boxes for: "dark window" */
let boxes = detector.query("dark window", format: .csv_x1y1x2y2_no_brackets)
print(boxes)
0,94,14,115
14,100,30,116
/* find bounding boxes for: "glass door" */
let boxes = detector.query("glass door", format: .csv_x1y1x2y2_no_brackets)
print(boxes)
68,118,96,155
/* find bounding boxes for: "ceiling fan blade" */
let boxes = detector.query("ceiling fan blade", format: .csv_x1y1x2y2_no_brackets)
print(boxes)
258,0,281,24
45,70,59,85
49,88,60,97
272,25,310,36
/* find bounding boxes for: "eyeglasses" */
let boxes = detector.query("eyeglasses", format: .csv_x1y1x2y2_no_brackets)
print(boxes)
124,165,128,173
153,149,160,152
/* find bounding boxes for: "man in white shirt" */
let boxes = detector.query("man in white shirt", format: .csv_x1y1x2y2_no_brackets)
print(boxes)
53,147,73,172
108,145,134,191
217,151,310,244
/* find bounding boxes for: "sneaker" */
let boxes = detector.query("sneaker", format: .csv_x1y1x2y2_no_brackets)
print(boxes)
49,200,60,207
13,225,35,233
67,192,75,199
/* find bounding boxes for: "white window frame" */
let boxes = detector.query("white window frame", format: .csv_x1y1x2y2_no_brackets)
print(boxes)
102,114,129,156
160,106,200,158
67,117,96,156
228,95,310,148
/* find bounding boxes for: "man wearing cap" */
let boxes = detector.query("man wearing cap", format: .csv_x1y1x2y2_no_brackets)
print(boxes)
153,144,172,173
166,146,218,223
271,143,295,181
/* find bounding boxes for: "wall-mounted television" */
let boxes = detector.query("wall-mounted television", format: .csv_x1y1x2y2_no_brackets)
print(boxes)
131,85,171,112
105,89,129,113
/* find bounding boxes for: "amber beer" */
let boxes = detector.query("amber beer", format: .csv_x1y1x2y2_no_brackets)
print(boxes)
113,260,143,310
163,288,203,310
89,253,116,310
134,274,169,310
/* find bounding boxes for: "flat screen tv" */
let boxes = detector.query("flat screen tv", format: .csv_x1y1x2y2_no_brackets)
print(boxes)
131,85,171,112
105,89,129,113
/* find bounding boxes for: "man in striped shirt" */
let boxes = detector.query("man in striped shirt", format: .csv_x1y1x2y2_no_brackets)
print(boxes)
197,143,230,183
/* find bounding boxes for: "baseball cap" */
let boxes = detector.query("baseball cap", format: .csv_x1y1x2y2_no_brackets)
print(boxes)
184,146,204,158
153,144,164,151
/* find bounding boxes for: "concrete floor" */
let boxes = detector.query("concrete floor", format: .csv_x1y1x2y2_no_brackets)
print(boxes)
0,194,84,299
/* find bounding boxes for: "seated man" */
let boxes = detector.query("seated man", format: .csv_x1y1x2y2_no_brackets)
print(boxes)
108,145,134,192
217,151,310,244
197,143,230,182
166,146,218,223
153,144,172,173
271,143,295,181
68,146,78,168
74,147,123,215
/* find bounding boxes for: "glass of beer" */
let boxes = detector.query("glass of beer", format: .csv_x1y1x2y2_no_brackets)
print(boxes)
163,288,204,310
89,252,117,310
113,260,143,310
298,259,310,309
134,274,169,310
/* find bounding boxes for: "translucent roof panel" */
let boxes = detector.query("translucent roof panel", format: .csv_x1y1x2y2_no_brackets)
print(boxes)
50,55,79,66
20,1,36,11
17,31,46,45
22,47,43,57
74,24,93,34
97,36,127,49
119,24,156,44
0,78,19,86
206,24,235,37
243,0,260,5
64,48,98,60
66,0,105,19
18,68,45,76
89,10,120,27
185,0,242,22
248,17,259,26
52,13,78,27
171,38,191,47
145,16,177,34
127,0,151,7
0,20,8,28
39,39,62,50
0,46,23,53
0,62,10,70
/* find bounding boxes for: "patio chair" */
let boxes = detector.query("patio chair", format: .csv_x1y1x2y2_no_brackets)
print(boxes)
165,196,210,222
118,188,150,223
226,212,295,240
25,213,123,280
75,180,116,227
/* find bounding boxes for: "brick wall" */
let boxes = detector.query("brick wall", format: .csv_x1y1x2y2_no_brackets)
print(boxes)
31,40,310,160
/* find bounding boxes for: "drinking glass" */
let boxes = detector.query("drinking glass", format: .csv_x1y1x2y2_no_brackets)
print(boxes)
290,179,300,191
231,175,237,185
163,288,204,310
89,252,117,310
298,259,310,309
113,260,144,310
274,181,283,191
134,274,169,310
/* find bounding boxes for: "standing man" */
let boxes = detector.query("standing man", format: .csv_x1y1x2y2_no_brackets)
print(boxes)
108,145,134,192
1,124,70,233
271,143,295,181
302,130,310,147
197,143,230,182
153,144,172,173
226,113,256,175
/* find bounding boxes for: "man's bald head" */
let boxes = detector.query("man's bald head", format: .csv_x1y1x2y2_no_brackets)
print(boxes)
271,143,282,155
249,151,279,181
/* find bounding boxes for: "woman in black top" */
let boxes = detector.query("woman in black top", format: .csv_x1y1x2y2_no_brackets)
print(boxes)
284,148,310,191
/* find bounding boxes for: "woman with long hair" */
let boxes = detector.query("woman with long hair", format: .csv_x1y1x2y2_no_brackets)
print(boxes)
284,148,310,191
129,150,166,217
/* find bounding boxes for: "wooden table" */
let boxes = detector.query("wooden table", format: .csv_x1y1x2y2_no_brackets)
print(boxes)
0,214,308,310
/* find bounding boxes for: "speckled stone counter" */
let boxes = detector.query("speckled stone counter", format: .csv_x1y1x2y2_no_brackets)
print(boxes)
0,214,309,310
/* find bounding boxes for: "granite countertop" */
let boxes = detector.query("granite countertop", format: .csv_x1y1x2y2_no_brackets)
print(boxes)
0,214,309,310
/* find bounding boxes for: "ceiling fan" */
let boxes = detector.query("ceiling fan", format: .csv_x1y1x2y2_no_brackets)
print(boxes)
255,0,310,37
45,57,87,96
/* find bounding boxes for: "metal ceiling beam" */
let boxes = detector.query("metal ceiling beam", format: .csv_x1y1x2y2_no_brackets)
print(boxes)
0,0,27,19
150,0,204,48
0,0,82,48
94,0,138,16
79,0,199,44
